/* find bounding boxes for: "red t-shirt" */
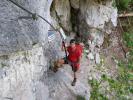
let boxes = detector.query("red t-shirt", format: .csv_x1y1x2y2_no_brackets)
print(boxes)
76,44,83,54
67,44,82,62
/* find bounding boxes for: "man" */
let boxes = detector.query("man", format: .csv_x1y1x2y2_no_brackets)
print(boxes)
53,39,83,86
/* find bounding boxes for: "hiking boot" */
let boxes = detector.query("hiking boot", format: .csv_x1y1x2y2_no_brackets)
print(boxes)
53,61,59,73
71,78,77,86
53,67,58,73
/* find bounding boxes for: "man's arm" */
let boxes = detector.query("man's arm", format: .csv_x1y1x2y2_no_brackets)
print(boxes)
61,42,68,51
77,50,82,63
77,56,81,64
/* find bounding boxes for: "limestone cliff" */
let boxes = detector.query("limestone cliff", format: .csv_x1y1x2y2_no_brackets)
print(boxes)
0,0,118,100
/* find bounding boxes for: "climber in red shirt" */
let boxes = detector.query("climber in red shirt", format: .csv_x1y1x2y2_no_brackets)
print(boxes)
53,39,83,86
67,39,82,71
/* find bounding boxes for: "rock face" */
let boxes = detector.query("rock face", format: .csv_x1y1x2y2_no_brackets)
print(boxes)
0,0,53,100
50,0,117,64
0,46,49,100
50,0,72,32
70,0,80,9
80,0,117,29
0,0,118,100
0,0,51,55
50,0,117,44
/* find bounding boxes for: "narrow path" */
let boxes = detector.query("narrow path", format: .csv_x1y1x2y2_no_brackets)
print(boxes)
43,55,92,100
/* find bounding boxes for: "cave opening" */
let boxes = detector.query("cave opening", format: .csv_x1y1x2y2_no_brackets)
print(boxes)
70,7,80,35
70,6,84,42
49,0,84,42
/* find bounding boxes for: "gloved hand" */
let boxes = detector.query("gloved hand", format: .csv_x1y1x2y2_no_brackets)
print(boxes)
62,41,65,46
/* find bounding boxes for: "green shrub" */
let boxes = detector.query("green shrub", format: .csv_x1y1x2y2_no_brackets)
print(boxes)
76,95,86,100
115,0,131,10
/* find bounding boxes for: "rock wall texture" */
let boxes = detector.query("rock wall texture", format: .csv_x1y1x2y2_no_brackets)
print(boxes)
50,0,72,32
50,0,117,43
50,0,117,64
80,0,117,29
0,0,118,100
0,0,51,55
0,46,49,100
0,0,55,100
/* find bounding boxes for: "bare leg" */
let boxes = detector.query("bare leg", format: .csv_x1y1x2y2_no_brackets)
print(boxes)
74,72,76,79
53,59,65,72
71,72,77,86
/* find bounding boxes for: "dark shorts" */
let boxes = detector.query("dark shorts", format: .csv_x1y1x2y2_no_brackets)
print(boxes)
63,57,79,72
63,57,68,64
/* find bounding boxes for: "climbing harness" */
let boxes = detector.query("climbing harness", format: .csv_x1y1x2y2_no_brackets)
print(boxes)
7,0,68,58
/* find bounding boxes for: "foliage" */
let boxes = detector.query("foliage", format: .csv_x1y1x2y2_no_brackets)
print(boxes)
76,95,86,100
89,65,133,99
0,63,7,68
89,22,133,99
123,32,133,48
122,19,133,71
89,79,108,100
115,0,133,11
